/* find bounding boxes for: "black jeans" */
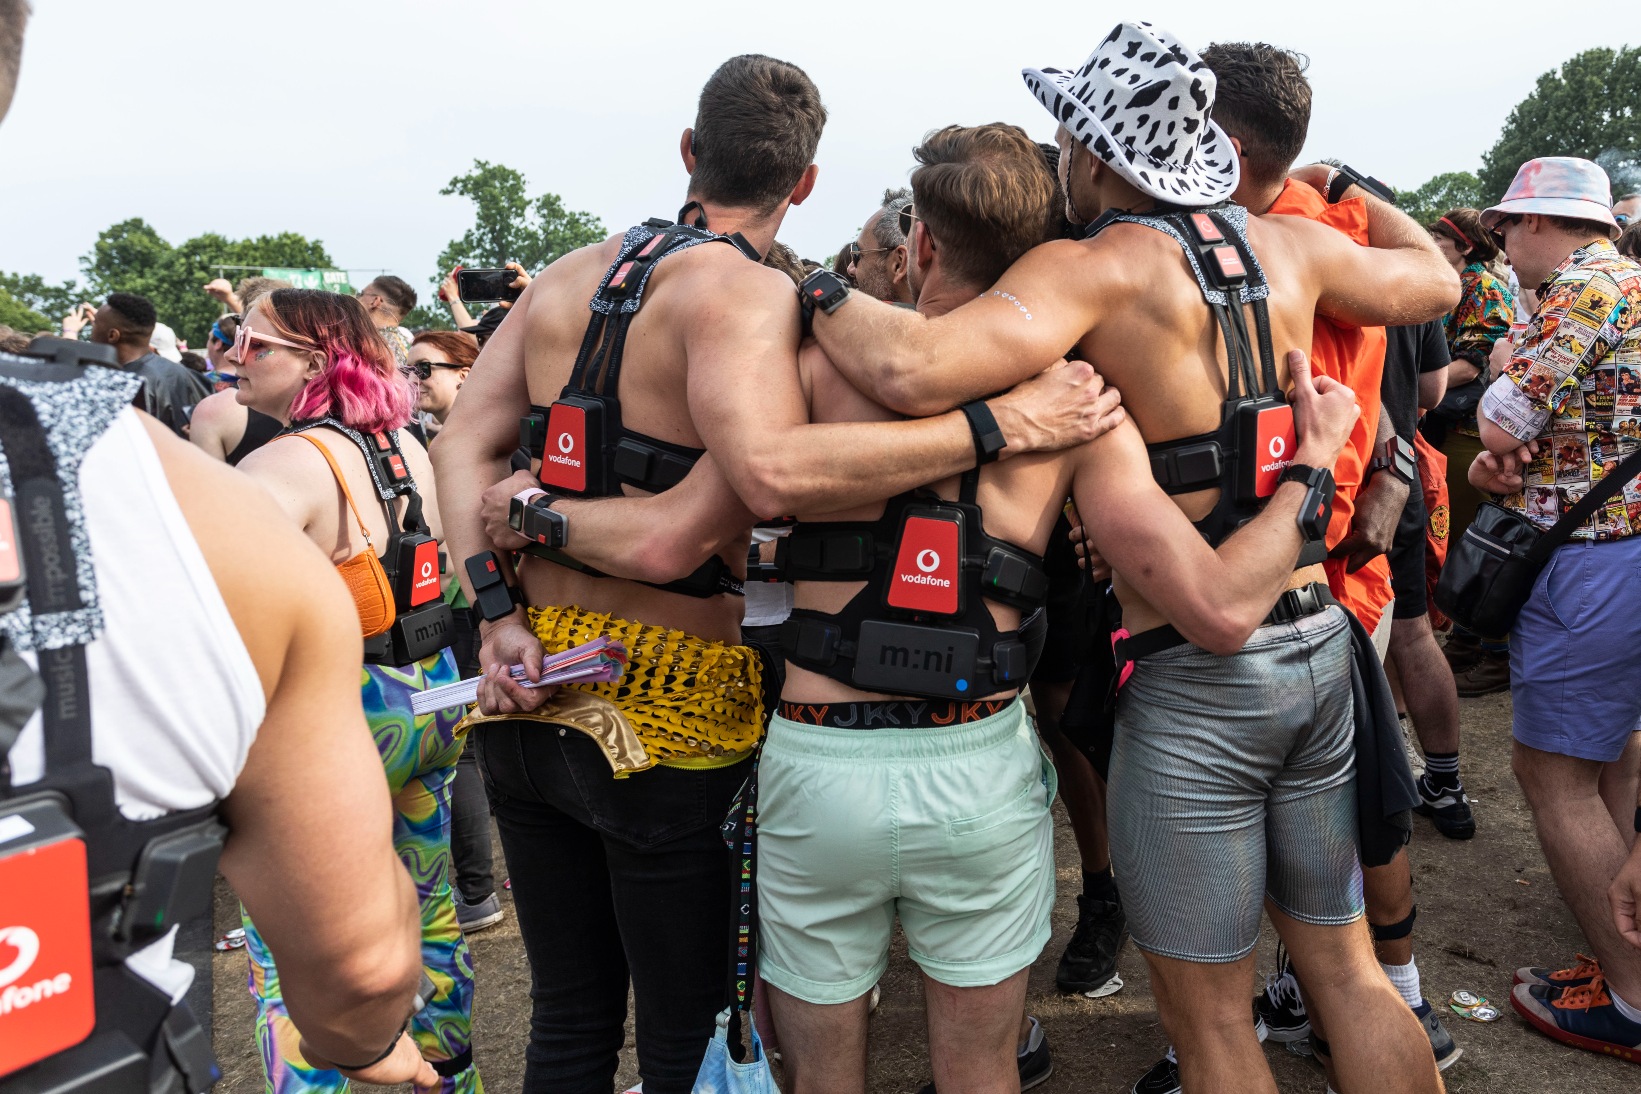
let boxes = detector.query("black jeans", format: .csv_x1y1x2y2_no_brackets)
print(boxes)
449,606,496,902
475,720,748,1094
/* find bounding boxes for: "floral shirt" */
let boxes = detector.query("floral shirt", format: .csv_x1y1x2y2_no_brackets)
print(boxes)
378,324,413,369
1441,263,1514,436
1480,240,1641,539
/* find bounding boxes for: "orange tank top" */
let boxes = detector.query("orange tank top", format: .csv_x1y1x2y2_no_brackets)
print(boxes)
283,432,396,638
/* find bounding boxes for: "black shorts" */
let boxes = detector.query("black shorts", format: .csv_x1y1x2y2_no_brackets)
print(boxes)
1388,487,1429,620
1031,512,1093,684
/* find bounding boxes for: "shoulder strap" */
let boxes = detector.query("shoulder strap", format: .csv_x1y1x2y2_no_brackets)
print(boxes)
282,433,376,551
1526,446,1641,561
0,386,92,784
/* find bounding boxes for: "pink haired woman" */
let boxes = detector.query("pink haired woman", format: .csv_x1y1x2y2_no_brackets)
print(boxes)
233,289,481,1093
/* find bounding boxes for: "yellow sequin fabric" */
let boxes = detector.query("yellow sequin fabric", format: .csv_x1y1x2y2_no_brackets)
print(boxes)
529,605,765,764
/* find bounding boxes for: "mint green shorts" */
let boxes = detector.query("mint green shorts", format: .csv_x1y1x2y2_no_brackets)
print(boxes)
756,699,1057,1004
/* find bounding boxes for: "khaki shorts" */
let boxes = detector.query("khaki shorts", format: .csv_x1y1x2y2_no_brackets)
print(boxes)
756,699,1056,1004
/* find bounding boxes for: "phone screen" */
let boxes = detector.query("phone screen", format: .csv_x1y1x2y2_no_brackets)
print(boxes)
457,268,522,303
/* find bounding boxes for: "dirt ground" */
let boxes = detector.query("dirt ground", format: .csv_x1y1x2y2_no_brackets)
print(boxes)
211,688,1640,1093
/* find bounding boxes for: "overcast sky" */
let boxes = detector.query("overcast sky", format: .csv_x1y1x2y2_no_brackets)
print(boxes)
0,1,1625,307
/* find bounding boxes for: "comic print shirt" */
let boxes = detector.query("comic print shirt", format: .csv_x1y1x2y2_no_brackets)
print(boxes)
1442,263,1515,436
1480,240,1641,539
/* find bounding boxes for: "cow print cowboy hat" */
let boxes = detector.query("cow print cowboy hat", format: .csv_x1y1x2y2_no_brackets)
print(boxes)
1023,21,1238,207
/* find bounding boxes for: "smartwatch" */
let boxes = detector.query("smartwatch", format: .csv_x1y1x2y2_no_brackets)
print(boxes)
464,551,521,623
1367,435,1417,487
798,268,851,335
512,493,569,550
1279,463,1336,547
1326,164,1396,205
959,400,1007,465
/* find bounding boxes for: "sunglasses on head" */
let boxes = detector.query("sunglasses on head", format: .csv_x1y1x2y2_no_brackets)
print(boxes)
233,324,313,364
410,360,461,380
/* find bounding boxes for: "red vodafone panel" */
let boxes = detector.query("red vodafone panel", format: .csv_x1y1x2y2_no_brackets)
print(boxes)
1253,404,1297,498
0,834,94,1076
540,403,589,493
887,515,960,615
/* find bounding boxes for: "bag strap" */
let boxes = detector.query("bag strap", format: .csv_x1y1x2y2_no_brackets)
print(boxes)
723,752,760,1014
281,432,376,552
1526,445,1641,562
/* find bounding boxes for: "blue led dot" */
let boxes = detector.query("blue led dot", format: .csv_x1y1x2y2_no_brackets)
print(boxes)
955,679,969,692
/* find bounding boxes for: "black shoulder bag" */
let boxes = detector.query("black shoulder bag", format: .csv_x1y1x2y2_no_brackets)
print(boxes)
1435,447,1641,637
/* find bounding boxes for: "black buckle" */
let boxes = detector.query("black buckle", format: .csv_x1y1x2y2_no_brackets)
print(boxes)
1263,583,1331,627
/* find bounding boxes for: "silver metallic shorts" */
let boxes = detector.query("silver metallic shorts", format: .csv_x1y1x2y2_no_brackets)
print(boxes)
1107,605,1362,963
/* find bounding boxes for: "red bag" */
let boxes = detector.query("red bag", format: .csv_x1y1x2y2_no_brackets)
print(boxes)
1415,430,1451,630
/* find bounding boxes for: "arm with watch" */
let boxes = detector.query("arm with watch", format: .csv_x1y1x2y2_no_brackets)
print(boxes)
1328,405,1415,573
1067,348,1359,656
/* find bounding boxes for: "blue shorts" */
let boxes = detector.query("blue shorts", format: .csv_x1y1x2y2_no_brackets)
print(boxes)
1511,537,1641,763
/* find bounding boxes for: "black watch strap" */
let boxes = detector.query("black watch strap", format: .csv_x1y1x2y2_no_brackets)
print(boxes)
1328,164,1396,205
1279,462,1326,487
960,400,1006,465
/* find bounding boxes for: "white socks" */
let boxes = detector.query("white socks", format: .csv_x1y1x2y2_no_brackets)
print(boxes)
1381,957,1424,1010
1612,985,1641,1025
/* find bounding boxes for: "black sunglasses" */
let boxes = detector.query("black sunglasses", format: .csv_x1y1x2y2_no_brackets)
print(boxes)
898,204,921,238
410,360,461,380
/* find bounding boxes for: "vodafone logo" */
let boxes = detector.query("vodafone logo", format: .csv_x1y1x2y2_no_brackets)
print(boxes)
916,549,940,573
1268,435,1287,460
0,924,71,1018
0,927,38,989
418,560,435,582
557,432,575,454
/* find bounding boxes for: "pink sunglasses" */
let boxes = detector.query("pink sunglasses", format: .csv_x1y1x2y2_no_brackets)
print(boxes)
234,324,313,364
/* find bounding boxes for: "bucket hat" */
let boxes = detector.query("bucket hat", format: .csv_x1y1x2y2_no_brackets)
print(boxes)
1481,157,1619,239
1023,21,1238,207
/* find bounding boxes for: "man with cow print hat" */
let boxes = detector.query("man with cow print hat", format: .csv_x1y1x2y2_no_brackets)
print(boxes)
807,21,1458,1093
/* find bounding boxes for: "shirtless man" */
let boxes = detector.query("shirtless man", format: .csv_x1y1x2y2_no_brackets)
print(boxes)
803,24,1459,1094
431,55,1117,1094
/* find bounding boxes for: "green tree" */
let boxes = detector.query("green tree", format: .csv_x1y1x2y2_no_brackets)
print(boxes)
1394,171,1488,228
0,287,50,333
0,272,81,326
80,218,333,346
403,304,454,332
429,160,605,323
1479,47,1641,201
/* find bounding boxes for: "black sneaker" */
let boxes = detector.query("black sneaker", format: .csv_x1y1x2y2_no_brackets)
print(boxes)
1412,999,1463,1071
917,1016,1052,1094
1254,955,1311,1042
1056,893,1127,997
1415,774,1477,840
1130,1049,1178,1094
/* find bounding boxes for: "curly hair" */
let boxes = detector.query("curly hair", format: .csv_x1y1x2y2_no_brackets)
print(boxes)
1429,208,1501,265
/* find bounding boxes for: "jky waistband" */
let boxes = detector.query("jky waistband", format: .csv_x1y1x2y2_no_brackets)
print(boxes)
778,697,1017,730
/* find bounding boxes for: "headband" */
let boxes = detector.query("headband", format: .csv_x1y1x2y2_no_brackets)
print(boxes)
210,321,234,345
1438,216,1473,249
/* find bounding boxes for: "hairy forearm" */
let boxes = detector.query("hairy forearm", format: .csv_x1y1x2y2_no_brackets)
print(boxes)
551,468,752,584
1192,481,1310,643
1443,359,1480,389
728,410,981,518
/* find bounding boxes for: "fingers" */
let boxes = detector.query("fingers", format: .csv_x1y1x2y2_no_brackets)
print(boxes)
1287,348,1314,396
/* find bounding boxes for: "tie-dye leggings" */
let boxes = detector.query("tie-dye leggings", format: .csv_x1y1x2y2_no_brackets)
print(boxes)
241,649,483,1093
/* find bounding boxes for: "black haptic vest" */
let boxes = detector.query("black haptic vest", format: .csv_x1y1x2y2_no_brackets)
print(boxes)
775,467,1049,702
1085,203,1321,565
0,340,224,1094
285,418,455,666
521,212,760,599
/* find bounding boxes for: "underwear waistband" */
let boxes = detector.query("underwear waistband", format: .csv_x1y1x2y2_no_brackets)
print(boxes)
778,696,1018,730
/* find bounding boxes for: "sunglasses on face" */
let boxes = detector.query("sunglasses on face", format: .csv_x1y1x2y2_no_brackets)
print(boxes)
1617,213,1633,228
233,324,313,364
410,360,461,380
849,241,891,265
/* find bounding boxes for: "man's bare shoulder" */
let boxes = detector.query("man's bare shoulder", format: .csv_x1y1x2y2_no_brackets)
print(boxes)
671,247,800,318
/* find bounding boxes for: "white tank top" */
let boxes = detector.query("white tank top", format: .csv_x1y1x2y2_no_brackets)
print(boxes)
10,408,266,820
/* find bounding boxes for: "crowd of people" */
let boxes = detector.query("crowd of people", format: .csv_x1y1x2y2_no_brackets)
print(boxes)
3,5,1641,1094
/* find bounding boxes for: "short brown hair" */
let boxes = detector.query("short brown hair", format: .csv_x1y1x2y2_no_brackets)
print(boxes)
235,276,292,311
365,275,417,318
411,329,479,367
910,124,1056,289
1429,208,1500,265
1618,222,1641,260
1544,215,1616,240
1200,42,1312,189
689,55,826,213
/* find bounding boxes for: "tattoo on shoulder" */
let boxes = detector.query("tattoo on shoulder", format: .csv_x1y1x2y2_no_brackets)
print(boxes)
987,290,1033,320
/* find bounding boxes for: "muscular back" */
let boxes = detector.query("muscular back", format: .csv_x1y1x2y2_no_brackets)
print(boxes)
516,233,783,644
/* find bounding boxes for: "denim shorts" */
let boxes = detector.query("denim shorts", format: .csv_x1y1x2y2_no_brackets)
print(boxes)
1511,536,1641,763
1107,606,1363,963
756,699,1056,1003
